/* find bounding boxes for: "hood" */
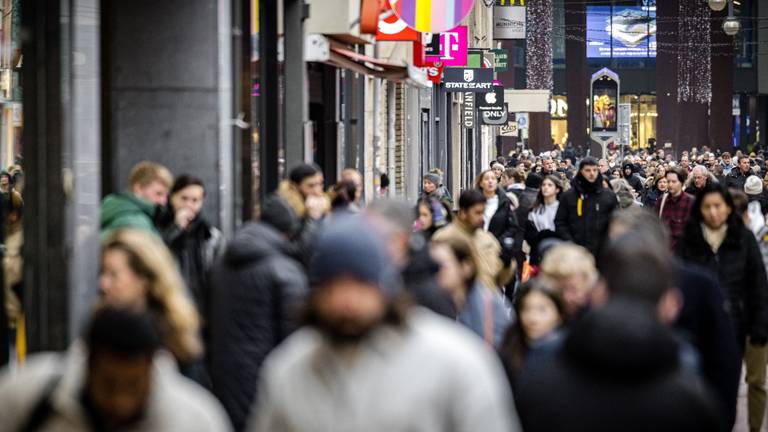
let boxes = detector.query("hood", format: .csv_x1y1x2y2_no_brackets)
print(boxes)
101,193,156,225
225,222,291,265
573,172,604,195
277,180,307,218
564,299,679,380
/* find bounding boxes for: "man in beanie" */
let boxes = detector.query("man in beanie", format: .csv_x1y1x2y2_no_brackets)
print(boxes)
249,216,521,432
209,195,308,431
555,157,617,256
745,175,768,219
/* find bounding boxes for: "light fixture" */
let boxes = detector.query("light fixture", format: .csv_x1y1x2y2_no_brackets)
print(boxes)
723,16,740,35
723,0,740,36
708,0,727,12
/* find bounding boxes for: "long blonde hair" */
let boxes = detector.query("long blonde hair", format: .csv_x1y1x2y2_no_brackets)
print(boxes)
101,229,202,362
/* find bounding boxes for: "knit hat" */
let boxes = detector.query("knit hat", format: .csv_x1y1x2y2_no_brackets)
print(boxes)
525,172,543,189
745,175,763,196
423,173,441,187
310,216,396,295
260,196,299,236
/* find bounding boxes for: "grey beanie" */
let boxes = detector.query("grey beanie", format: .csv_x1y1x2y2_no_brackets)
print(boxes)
423,173,441,187
745,175,763,196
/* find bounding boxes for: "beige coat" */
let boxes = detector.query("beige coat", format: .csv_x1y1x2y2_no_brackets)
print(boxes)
432,220,514,289
0,342,232,431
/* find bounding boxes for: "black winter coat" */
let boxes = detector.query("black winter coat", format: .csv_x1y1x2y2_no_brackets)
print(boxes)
642,186,664,209
209,222,308,431
677,221,768,342
554,173,617,256
724,169,750,191
487,187,521,263
161,215,225,336
516,300,721,432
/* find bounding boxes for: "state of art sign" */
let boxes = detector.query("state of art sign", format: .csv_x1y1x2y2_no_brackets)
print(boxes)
442,68,493,92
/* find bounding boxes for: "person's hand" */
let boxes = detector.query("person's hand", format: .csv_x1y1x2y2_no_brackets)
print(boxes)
750,336,768,347
175,207,195,230
305,195,328,220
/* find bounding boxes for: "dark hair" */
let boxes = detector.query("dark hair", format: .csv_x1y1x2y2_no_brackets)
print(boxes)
87,307,161,360
170,174,205,196
432,234,476,285
288,163,321,185
730,189,748,219
380,173,390,189
499,278,564,379
683,182,740,242
666,166,688,184
458,189,486,211
416,197,452,231
330,180,358,209
601,230,673,304
578,156,598,170
531,175,563,213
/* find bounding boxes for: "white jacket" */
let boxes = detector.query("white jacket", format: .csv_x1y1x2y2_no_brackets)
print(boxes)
0,342,231,431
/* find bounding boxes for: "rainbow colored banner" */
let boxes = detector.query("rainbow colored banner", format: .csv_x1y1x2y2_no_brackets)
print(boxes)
390,0,474,33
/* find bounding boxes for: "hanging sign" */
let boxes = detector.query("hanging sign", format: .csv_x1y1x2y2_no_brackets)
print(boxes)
424,33,441,56
490,48,509,71
495,0,525,5
424,64,445,85
389,0,475,33
377,8,421,41
590,67,620,156
443,68,494,92
424,26,468,67
463,92,476,128
493,6,526,39
478,86,505,112
482,106,509,125
500,121,519,137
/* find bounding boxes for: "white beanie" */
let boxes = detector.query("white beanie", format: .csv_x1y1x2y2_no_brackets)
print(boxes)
744,175,763,196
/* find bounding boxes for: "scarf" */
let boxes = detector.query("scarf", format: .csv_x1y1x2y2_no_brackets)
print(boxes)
701,223,728,253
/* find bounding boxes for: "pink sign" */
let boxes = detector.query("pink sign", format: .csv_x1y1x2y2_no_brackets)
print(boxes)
424,26,467,67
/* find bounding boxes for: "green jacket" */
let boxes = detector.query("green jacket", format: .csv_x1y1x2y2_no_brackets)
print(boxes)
100,192,159,236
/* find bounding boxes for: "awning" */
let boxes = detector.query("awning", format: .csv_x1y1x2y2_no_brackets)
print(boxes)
306,34,430,88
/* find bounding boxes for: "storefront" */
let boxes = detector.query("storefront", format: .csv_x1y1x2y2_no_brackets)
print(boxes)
620,94,657,150
550,95,568,148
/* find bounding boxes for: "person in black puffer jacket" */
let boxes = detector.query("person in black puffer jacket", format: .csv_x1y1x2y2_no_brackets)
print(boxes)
209,196,308,431
555,157,618,257
677,183,768,348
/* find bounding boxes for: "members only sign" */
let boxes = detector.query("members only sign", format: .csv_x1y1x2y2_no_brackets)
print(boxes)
443,68,493,92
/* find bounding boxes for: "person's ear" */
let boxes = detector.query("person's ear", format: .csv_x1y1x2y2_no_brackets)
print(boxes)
658,288,683,325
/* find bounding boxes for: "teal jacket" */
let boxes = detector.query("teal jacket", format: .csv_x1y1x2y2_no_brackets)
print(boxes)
100,192,159,236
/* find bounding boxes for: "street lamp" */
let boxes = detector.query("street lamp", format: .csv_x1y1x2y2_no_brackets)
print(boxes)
723,16,741,36
708,0,727,12
722,0,740,36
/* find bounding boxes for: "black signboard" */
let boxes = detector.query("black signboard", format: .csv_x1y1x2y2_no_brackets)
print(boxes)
478,86,504,112
463,92,475,129
424,33,441,56
443,68,494,93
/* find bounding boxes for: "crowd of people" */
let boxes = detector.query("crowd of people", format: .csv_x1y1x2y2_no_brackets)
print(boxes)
0,145,767,430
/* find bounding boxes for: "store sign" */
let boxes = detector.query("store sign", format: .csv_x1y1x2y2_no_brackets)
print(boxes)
424,33,441,56
443,68,493,92
517,113,529,129
490,49,509,71
389,0,475,33
550,96,568,119
463,92,476,128
424,64,445,85
478,86,505,112
377,6,420,41
482,107,508,125
495,0,525,5
493,6,526,39
425,26,468,67
500,121,519,137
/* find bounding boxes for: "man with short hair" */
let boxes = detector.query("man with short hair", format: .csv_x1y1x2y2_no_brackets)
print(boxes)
100,161,174,235
657,167,694,250
726,155,753,191
277,163,326,267
555,157,618,256
249,217,520,432
0,308,230,431
433,190,514,290
598,159,610,176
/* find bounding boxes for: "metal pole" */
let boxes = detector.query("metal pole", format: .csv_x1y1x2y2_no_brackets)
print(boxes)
259,0,279,199
372,46,381,199
387,81,396,197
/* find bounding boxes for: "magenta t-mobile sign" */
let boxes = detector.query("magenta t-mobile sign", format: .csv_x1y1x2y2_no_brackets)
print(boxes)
424,25,468,67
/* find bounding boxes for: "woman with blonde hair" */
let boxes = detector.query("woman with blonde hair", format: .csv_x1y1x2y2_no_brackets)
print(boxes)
539,243,599,321
100,228,203,376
